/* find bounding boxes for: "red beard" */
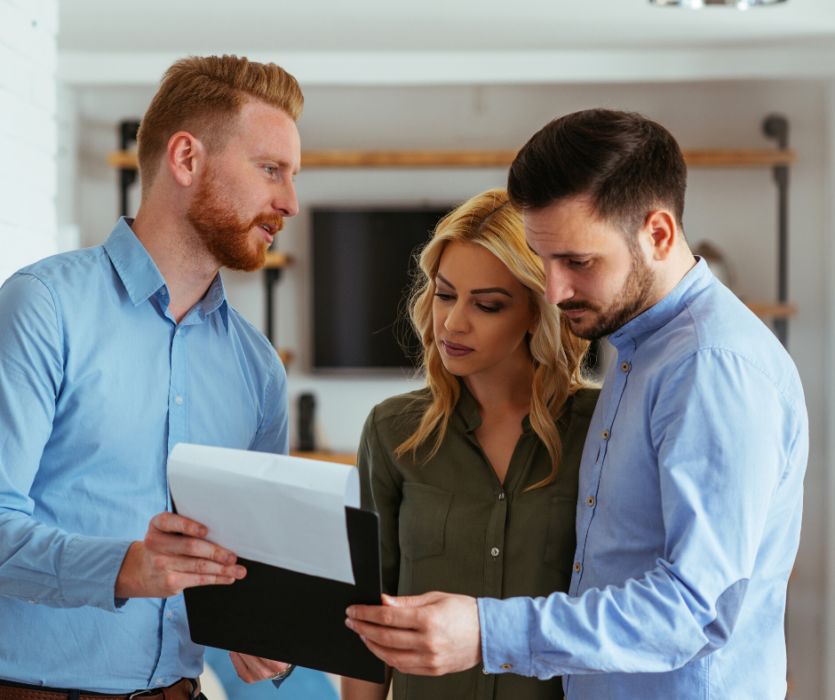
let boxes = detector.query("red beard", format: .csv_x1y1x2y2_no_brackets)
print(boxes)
186,166,285,272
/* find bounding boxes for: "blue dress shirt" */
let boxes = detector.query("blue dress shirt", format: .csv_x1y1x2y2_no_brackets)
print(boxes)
478,259,807,699
0,219,288,693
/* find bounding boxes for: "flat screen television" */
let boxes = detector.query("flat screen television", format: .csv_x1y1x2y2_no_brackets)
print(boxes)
312,207,451,371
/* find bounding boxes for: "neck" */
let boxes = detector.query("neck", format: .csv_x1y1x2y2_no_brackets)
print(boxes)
462,349,534,416
647,244,698,310
131,201,220,323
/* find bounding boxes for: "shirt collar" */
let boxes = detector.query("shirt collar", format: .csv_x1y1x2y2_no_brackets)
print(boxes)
608,256,712,349
102,217,229,332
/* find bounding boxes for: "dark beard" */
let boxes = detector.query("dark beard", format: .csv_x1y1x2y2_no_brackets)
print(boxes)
560,250,656,341
185,166,284,272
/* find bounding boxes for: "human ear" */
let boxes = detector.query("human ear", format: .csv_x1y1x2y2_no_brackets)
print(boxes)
644,210,677,261
166,131,204,188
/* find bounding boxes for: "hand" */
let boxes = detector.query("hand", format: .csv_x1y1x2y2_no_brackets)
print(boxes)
114,512,246,599
345,591,482,676
229,652,290,683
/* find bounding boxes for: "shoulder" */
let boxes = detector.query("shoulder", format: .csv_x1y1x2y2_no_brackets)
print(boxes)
226,304,280,366
224,304,283,397
567,387,600,418
16,247,107,288
368,387,433,426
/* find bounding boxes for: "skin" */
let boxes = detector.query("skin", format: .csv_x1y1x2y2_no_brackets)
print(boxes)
342,241,537,698
114,99,301,683
345,194,696,677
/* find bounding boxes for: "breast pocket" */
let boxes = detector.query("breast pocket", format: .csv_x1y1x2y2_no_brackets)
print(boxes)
398,483,453,561
544,496,578,571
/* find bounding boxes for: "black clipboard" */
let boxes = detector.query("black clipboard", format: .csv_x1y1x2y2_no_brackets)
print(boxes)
183,506,385,683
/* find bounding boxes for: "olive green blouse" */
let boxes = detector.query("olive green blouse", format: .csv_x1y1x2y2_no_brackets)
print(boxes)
357,383,599,700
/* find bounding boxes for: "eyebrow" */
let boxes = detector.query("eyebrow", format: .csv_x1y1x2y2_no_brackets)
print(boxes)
526,242,592,259
436,273,512,297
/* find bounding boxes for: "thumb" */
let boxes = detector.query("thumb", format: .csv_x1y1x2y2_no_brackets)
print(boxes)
383,591,441,608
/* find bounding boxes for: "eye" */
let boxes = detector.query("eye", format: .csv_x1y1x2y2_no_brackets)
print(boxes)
263,165,276,175
569,259,590,268
477,304,501,314
434,292,454,301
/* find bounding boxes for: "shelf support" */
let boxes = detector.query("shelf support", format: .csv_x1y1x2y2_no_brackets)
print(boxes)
763,115,790,348
118,121,141,217
264,267,282,346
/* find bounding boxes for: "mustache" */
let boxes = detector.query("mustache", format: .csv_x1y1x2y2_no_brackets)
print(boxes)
248,214,285,233
558,301,599,312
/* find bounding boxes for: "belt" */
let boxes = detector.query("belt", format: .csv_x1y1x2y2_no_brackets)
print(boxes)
0,678,200,700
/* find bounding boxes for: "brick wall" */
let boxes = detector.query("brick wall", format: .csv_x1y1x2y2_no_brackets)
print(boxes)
0,0,58,283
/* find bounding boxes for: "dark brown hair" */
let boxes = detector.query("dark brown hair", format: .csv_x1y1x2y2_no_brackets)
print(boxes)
137,55,304,192
507,109,687,237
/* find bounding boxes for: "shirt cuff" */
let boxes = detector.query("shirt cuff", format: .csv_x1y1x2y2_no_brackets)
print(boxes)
478,597,534,677
60,535,134,612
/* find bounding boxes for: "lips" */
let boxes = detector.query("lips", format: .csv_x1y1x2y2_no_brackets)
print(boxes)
441,340,474,357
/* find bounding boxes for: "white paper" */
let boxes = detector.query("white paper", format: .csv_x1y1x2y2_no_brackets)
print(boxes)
167,443,360,585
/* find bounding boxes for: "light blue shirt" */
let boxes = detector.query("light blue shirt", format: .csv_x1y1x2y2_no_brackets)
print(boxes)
0,219,288,693
479,259,807,699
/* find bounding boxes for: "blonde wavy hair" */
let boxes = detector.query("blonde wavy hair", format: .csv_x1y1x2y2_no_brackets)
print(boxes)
137,54,304,192
396,189,590,489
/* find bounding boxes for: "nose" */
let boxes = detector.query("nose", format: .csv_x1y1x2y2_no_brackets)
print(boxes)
444,300,469,333
275,180,299,218
544,264,573,306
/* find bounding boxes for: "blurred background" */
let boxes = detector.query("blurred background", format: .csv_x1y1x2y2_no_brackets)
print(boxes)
2,0,835,697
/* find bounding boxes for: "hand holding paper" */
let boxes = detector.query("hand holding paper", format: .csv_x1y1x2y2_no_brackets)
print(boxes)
115,511,246,599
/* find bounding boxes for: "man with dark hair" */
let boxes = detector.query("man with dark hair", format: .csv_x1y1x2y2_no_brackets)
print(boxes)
346,109,807,700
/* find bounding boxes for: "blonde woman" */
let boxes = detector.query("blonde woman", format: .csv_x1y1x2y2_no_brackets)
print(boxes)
341,189,598,700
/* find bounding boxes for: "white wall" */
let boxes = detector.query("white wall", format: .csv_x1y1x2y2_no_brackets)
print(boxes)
0,0,58,283
72,78,826,699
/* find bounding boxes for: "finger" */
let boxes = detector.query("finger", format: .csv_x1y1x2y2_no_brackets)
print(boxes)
147,531,239,566
151,512,209,538
346,617,424,651
155,553,246,579
229,652,259,684
361,635,443,676
346,603,420,629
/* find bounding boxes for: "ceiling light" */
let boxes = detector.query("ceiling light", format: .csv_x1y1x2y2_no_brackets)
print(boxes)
650,0,786,7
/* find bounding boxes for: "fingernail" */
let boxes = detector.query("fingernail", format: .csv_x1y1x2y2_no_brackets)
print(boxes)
235,566,246,577
345,619,354,630
346,606,355,617
225,553,235,564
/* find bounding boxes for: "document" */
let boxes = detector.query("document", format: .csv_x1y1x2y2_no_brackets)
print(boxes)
168,443,360,585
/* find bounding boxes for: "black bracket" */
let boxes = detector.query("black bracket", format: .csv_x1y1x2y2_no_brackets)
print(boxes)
762,114,790,348
264,267,282,346
119,120,141,218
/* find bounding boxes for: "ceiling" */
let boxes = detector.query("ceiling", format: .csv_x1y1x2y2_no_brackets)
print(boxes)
59,0,835,53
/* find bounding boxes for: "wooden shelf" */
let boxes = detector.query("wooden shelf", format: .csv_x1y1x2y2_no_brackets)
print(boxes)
746,302,797,319
289,450,357,465
264,251,291,269
277,349,294,368
107,148,798,171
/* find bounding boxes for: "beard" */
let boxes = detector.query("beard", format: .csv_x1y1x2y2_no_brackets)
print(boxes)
559,249,656,341
186,166,285,272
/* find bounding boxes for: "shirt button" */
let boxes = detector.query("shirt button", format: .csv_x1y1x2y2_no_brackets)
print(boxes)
498,493,505,501
501,664,512,670
587,496,595,507
621,362,630,372
574,562,581,573
166,610,173,620
175,329,181,336
175,395,184,405
491,547,500,557
154,679,163,686
602,430,610,439
28,600,36,604
482,668,490,675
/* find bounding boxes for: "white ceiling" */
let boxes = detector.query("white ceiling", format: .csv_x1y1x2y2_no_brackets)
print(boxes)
57,0,835,86
59,0,835,52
